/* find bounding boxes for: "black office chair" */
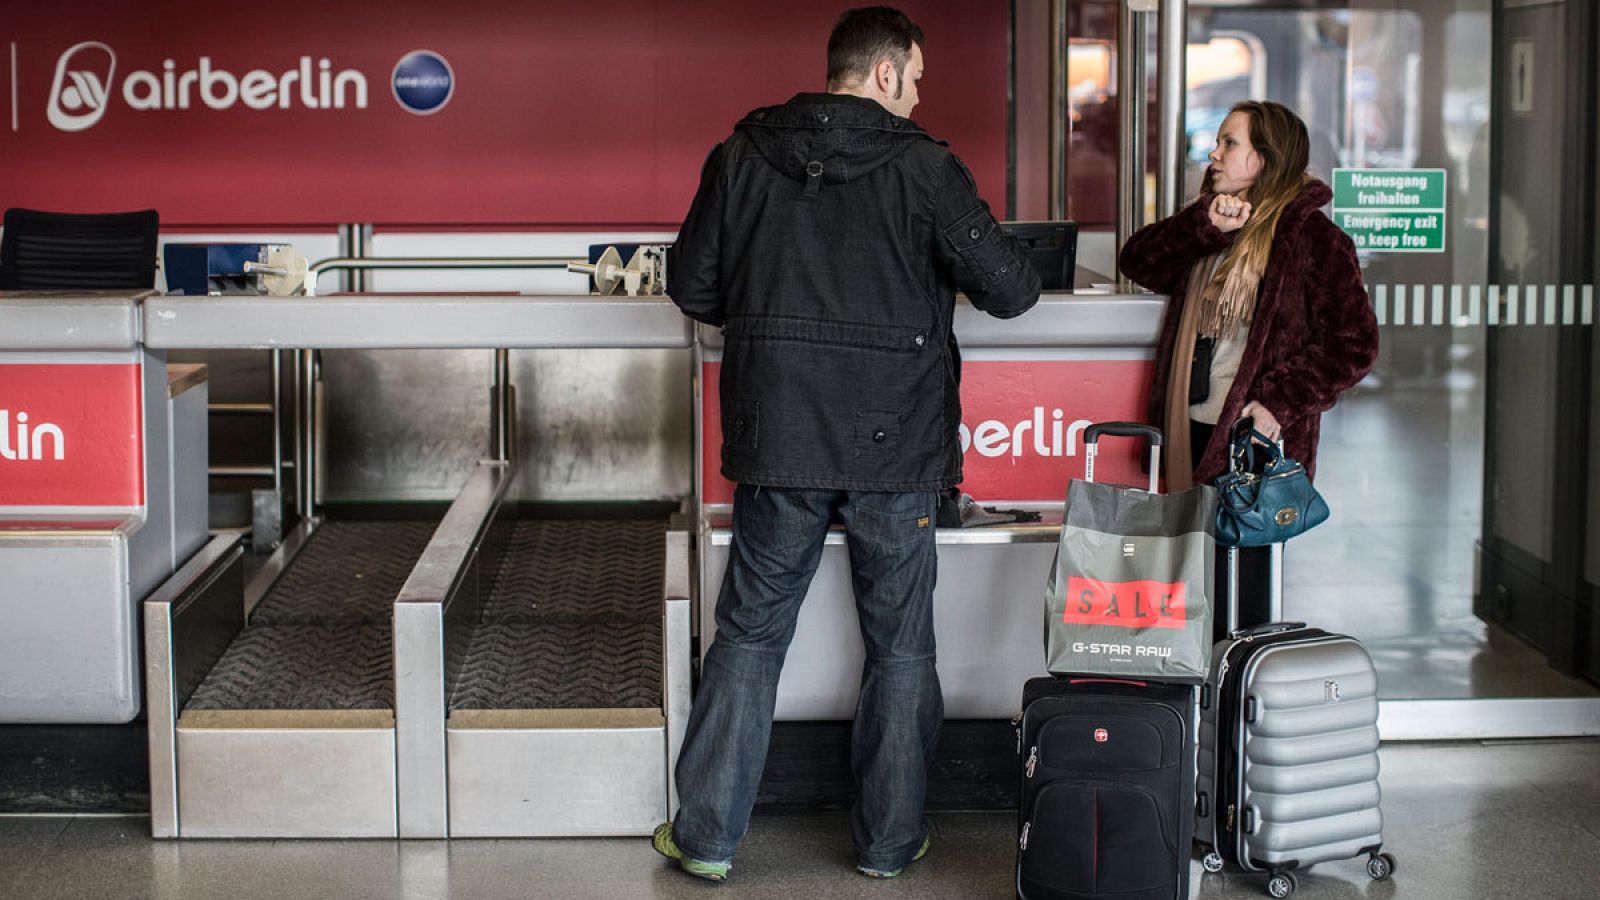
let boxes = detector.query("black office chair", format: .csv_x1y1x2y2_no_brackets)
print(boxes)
0,208,159,290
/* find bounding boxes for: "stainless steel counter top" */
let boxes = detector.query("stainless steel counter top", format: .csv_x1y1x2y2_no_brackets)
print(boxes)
143,294,694,350
3,289,1165,352
695,291,1164,351
0,290,150,352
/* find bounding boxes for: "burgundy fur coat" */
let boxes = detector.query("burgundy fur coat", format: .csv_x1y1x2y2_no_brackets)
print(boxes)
1119,179,1378,483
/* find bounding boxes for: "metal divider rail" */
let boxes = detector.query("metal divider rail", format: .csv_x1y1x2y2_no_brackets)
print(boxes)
393,460,514,838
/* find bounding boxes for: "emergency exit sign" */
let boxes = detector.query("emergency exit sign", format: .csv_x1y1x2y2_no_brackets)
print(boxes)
1331,168,1447,253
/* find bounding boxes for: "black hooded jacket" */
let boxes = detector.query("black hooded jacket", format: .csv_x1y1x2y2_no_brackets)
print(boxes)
670,92,1041,492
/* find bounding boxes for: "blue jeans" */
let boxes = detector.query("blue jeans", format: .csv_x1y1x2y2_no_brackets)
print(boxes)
671,484,943,871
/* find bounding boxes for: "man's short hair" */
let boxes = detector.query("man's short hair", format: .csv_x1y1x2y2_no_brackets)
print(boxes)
826,7,925,92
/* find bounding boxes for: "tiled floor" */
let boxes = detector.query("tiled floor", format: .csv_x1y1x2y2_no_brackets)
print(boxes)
3,740,1597,900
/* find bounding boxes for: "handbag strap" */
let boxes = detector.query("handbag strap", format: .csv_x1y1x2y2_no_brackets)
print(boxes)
1228,424,1282,474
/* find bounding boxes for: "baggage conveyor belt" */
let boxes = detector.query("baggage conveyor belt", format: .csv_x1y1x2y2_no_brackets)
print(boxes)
186,521,436,711
148,463,693,839
451,519,665,711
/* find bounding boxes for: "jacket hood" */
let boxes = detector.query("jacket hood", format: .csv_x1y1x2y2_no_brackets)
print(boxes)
735,92,943,187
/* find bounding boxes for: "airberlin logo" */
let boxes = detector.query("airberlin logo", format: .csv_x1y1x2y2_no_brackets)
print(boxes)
0,410,66,462
959,407,1093,459
46,41,115,131
41,41,453,131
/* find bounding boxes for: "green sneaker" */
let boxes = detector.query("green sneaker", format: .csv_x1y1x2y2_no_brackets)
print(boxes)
653,822,731,882
856,834,931,879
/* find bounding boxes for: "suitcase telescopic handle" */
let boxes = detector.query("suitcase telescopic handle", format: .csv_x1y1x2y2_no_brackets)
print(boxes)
1083,422,1163,447
1068,677,1149,688
1233,621,1307,639
1082,422,1162,492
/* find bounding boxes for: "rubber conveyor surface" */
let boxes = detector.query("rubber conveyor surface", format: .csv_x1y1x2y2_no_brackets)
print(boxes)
451,519,665,711
186,521,437,710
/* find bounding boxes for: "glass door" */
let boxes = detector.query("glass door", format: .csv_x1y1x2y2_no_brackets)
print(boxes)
1024,0,1599,735
1189,1,1596,733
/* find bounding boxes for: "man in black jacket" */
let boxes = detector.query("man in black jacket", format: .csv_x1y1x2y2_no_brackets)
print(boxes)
654,7,1040,882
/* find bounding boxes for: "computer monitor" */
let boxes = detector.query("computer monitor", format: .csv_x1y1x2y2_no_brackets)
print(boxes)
999,221,1078,291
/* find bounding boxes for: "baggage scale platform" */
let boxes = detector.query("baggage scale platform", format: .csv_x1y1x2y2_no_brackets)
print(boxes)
148,518,435,838
399,479,689,838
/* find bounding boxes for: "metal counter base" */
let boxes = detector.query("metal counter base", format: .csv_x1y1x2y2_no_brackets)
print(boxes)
445,709,669,837
701,519,1060,720
173,710,397,839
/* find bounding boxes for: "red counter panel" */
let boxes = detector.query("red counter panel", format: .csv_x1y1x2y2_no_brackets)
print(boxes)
0,363,144,508
701,358,1153,506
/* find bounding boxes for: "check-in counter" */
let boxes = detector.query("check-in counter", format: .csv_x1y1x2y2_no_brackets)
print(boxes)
695,291,1165,719
8,286,1169,834
0,290,207,724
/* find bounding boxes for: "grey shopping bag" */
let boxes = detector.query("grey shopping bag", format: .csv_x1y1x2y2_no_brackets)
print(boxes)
1044,423,1218,682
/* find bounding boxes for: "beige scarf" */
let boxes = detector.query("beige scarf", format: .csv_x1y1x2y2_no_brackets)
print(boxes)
1197,252,1254,339
1163,252,1227,492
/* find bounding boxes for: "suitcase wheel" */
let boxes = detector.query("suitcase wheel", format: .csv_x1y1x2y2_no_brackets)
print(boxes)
1202,851,1225,874
1266,872,1297,898
1366,852,1397,882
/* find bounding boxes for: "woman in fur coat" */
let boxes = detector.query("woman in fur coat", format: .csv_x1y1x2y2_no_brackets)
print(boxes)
1119,100,1379,632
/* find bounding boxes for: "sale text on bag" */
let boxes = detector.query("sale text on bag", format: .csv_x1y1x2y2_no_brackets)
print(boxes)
1062,577,1188,630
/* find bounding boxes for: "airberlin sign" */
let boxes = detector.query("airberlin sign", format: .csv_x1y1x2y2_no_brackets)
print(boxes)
42,40,450,132
0,3,1007,226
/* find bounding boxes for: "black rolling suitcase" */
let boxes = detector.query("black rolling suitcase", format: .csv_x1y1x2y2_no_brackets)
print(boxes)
1017,424,1202,900
1016,676,1195,900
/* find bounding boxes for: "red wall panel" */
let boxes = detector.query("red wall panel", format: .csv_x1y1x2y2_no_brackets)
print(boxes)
0,1,1008,227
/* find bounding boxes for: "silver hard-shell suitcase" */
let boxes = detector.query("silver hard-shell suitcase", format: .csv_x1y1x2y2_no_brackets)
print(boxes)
1194,621,1396,897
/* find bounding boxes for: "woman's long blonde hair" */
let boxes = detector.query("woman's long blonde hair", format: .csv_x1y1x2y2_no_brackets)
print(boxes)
1198,101,1311,335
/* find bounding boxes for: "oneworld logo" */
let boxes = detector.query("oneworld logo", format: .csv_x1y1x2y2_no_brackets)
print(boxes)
44,41,370,131
391,50,454,115
0,410,65,462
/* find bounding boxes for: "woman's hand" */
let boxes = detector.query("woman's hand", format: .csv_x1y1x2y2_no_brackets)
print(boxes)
1208,193,1253,233
1241,401,1282,443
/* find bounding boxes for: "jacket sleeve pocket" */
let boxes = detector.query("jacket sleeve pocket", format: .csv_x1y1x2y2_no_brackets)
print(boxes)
932,156,1041,319
942,206,1021,290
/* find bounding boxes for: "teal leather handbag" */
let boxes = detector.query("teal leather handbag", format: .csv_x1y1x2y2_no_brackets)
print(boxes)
1213,424,1329,547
